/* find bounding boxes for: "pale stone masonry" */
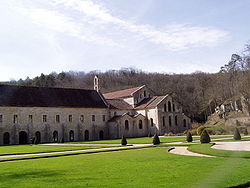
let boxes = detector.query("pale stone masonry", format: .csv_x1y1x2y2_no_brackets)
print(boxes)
0,77,190,145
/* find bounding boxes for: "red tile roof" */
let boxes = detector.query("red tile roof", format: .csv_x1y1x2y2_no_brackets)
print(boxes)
135,96,166,109
103,86,144,99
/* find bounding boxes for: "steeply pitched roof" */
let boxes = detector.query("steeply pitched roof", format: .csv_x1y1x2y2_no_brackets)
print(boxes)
103,86,144,99
106,99,133,109
0,84,107,108
135,96,166,109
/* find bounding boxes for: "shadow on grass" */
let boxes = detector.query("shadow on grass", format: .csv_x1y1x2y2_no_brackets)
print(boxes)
229,181,250,188
0,170,64,181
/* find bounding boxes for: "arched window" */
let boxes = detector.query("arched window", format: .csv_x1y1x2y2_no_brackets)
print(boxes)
3,132,10,145
19,131,28,144
85,130,89,141
169,116,172,126
164,104,167,112
125,120,129,130
35,131,41,144
183,119,187,127
69,130,74,141
53,131,58,142
162,116,166,127
168,101,172,112
175,116,178,126
150,118,154,127
173,104,175,112
139,120,143,129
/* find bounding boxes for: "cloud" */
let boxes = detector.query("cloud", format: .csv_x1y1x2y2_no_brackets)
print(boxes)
13,0,229,51
15,4,118,46
52,0,229,51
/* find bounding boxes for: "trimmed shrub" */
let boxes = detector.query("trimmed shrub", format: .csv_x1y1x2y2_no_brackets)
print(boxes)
200,129,210,143
121,136,127,146
148,132,152,137
234,128,241,140
243,128,248,136
61,138,64,143
197,126,206,136
186,131,193,142
153,134,160,145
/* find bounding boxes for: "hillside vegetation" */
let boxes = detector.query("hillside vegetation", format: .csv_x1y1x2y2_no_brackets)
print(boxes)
2,44,250,123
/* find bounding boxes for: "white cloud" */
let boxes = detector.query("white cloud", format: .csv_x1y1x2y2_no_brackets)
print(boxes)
52,0,229,51
15,4,118,47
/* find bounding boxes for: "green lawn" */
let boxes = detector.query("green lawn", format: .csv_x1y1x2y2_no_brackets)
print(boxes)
65,135,232,144
188,143,250,158
0,147,249,188
0,145,120,156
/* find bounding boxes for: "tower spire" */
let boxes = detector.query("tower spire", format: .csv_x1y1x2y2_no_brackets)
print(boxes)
94,75,100,92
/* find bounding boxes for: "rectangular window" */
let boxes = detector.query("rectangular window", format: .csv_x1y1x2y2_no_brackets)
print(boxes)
102,115,106,122
13,115,18,124
56,115,60,123
43,115,47,122
0,115,3,123
69,115,72,122
28,115,33,123
92,115,95,122
80,115,84,123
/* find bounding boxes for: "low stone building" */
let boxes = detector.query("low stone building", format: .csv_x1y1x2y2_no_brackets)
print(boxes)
0,77,190,145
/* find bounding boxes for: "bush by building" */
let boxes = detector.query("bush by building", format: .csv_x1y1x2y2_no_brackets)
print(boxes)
200,129,211,143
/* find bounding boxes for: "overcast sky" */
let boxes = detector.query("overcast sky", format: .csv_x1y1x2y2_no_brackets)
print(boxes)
0,0,249,81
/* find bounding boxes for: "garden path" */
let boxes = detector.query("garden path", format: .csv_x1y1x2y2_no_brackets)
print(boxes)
169,146,215,157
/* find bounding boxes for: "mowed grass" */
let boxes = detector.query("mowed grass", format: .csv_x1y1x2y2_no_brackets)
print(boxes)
0,145,119,156
66,135,232,144
0,147,249,188
188,143,250,158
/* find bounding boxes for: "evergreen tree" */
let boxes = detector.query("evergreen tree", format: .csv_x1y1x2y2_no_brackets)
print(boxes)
186,131,193,142
153,134,160,145
200,129,210,143
234,128,241,140
121,136,127,146
243,128,248,136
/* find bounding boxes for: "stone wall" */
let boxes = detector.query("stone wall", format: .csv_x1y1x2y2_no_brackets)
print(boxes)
0,107,108,145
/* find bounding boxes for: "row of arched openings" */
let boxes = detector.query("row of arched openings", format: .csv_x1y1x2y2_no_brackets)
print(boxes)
2,129,104,144
124,120,143,130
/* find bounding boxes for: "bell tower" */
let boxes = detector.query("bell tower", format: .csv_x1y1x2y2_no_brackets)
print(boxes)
94,75,100,92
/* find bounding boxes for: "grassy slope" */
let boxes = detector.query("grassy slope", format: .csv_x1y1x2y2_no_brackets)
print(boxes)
0,147,249,188
66,135,231,144
0,145,119,156
188,144,250,158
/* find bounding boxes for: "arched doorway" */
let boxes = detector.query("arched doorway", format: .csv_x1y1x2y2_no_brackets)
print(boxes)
35,131,41,144
85,130,89,141
3,132,10,145
19,131,28,144
53,131,58,142
69,130,74,141
99,130,104,140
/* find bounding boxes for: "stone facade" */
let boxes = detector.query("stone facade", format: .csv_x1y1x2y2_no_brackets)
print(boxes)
0,80,191,145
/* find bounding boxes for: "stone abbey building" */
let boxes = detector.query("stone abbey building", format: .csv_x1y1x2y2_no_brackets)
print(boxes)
0,77,190,145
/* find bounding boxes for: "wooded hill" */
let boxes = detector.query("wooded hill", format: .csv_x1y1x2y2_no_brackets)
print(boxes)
4,44,250,123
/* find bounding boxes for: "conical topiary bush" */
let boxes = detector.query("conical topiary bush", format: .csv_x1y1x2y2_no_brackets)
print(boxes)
243,128,248,136
153,134,160,145
186,131,193,142
200,129,210,143
121,136,127,145
234,128,241,140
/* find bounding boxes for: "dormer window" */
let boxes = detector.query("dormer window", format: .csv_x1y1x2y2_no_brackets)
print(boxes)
144,91,146,97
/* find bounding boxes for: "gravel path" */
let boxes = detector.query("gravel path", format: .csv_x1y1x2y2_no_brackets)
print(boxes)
0,144,151,160
212,141,250,151
169,146,215,157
